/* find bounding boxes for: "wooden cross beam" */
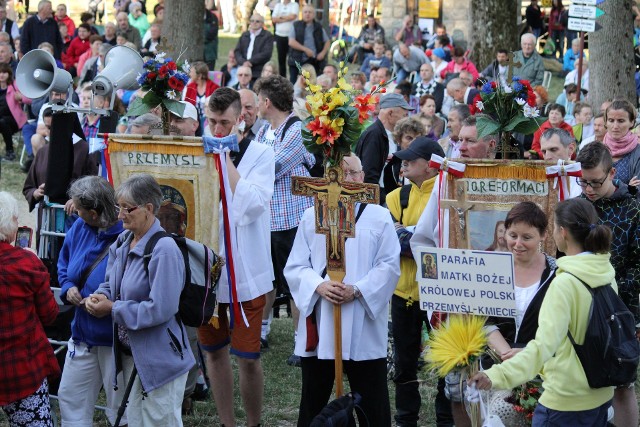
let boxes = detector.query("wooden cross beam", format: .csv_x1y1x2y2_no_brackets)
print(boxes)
439,180,495,249
291,164,379,397
506,51,522,83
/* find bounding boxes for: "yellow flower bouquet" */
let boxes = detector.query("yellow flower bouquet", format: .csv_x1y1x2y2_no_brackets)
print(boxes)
299,62,388,166
425,314,487,426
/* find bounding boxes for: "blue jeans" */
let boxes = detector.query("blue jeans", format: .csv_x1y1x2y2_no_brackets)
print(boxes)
532,399,611,426
22,122,36,156
396,68,409,84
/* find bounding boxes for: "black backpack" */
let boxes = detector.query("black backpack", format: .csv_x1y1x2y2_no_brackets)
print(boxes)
141,231,222,328
310,392,368,427
566,273,640,388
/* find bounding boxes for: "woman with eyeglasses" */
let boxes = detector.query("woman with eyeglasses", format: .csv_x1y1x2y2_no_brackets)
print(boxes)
86,174,195,426
601,99,640,187
57,176,127,426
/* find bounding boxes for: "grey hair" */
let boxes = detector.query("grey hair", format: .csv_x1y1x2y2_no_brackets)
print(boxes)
541,127,575,148
130,112,162,127
449,103,471,121
446,78,467,92
38,0,52,12
0,192,19,242
521,33,536,44
68,176,118,227
115,174,163,214
98,43,113,56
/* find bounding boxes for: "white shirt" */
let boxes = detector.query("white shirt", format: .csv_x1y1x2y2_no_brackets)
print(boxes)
285,204,400,360
515,282,539,332
272,1,299,37
381,129,396,188
216,141,276,302
247,28,262,60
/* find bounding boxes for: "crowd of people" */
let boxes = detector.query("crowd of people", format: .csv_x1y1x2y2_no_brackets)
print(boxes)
0,0,640,426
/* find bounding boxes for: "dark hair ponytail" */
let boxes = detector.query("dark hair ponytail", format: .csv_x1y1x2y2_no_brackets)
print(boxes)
554,198,612,254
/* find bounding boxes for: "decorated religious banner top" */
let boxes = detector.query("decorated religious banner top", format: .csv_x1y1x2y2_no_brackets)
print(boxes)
415,247,516,317
97,134,220,250
432,158,560,253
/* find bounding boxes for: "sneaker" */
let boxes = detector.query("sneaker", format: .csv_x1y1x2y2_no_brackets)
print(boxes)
260,338,269,352
20,155,33,173
3,151,15,161
191,383,209,401
286,354,301,367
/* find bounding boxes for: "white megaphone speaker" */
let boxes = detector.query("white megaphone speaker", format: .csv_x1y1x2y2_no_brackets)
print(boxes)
91,46,143,96
16,49,73,99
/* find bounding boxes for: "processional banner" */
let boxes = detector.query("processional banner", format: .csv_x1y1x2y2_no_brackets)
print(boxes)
105,134,219,250
415,159,562,316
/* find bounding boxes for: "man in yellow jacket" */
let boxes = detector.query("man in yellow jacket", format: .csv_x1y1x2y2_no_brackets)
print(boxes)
385,137,450,426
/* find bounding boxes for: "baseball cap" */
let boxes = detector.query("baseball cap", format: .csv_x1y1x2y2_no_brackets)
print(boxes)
394,137,444,161
171,101,198,121
379,93,413,110
432,47,446,60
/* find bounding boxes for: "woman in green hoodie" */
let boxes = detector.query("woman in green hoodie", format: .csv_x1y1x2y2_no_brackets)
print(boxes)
471,198,615,426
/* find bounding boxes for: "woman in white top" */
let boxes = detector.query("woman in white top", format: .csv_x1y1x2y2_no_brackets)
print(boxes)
486,201,557,360
271,0,299,78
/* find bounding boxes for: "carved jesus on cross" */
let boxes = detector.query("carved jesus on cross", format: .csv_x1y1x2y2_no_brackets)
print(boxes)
292,165,379,273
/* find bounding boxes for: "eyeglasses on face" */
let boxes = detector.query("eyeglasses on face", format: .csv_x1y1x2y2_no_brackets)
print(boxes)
575,171,610,189
114,204,143,214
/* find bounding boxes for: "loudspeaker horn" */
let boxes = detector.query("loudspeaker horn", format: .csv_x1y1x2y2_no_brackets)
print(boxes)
92,46,143,96
16,49,73,99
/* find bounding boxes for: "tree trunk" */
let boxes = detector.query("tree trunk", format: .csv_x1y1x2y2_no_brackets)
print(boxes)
163,0,205,62
469,1,519,77
589,0,636,109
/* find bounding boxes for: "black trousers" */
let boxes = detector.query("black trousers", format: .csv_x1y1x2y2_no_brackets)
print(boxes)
298,356,390,427
0,114,18,153
275,35,289,78
270,227,298,296
391,295,453,427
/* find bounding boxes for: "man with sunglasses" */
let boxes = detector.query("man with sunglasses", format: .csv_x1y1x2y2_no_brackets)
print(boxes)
576,141,640,427
234,13,274,84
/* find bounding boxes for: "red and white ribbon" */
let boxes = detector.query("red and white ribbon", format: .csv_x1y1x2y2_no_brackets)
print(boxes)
214,152,248,328
428,154,466,178
546,160,581,201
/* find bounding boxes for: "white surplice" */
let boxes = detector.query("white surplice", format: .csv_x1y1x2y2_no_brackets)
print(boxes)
285,204,400,361
217,141,276,303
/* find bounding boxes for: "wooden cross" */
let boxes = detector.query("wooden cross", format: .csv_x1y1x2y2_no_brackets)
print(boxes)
291,164,379,397
506,51,522,83
440,180,494,249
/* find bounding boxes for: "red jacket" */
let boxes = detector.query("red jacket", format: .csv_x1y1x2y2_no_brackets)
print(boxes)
63,36,90,69
184,79,219,106
440,58,479,81
55,14,76,39
0,242,60,405
531,120,574,159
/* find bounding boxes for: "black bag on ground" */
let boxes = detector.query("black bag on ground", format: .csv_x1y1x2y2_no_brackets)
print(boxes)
142,231,222,327
566,273,640,388
310,392,368,427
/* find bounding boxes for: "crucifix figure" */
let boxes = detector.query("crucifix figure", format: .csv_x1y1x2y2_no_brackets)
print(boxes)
506,51,522,83
292,164,378,397
292,166,379,272
440,180,494,249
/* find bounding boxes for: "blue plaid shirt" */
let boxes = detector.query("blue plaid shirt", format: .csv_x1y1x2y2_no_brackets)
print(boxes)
81,115,100,141
255,113,314,231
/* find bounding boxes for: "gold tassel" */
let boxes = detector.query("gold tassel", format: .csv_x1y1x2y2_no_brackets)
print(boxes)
209,303,220,329
457,164,548,182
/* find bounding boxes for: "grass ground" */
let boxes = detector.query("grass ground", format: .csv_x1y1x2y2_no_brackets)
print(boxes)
0,315,437,426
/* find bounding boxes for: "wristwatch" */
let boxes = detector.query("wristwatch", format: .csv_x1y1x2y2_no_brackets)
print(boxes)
352,285,362,299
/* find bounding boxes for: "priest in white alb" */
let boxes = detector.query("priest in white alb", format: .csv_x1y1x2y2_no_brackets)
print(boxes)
284,154,400,426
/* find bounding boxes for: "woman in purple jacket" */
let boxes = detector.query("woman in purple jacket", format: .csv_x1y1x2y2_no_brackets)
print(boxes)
87,174,194,426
